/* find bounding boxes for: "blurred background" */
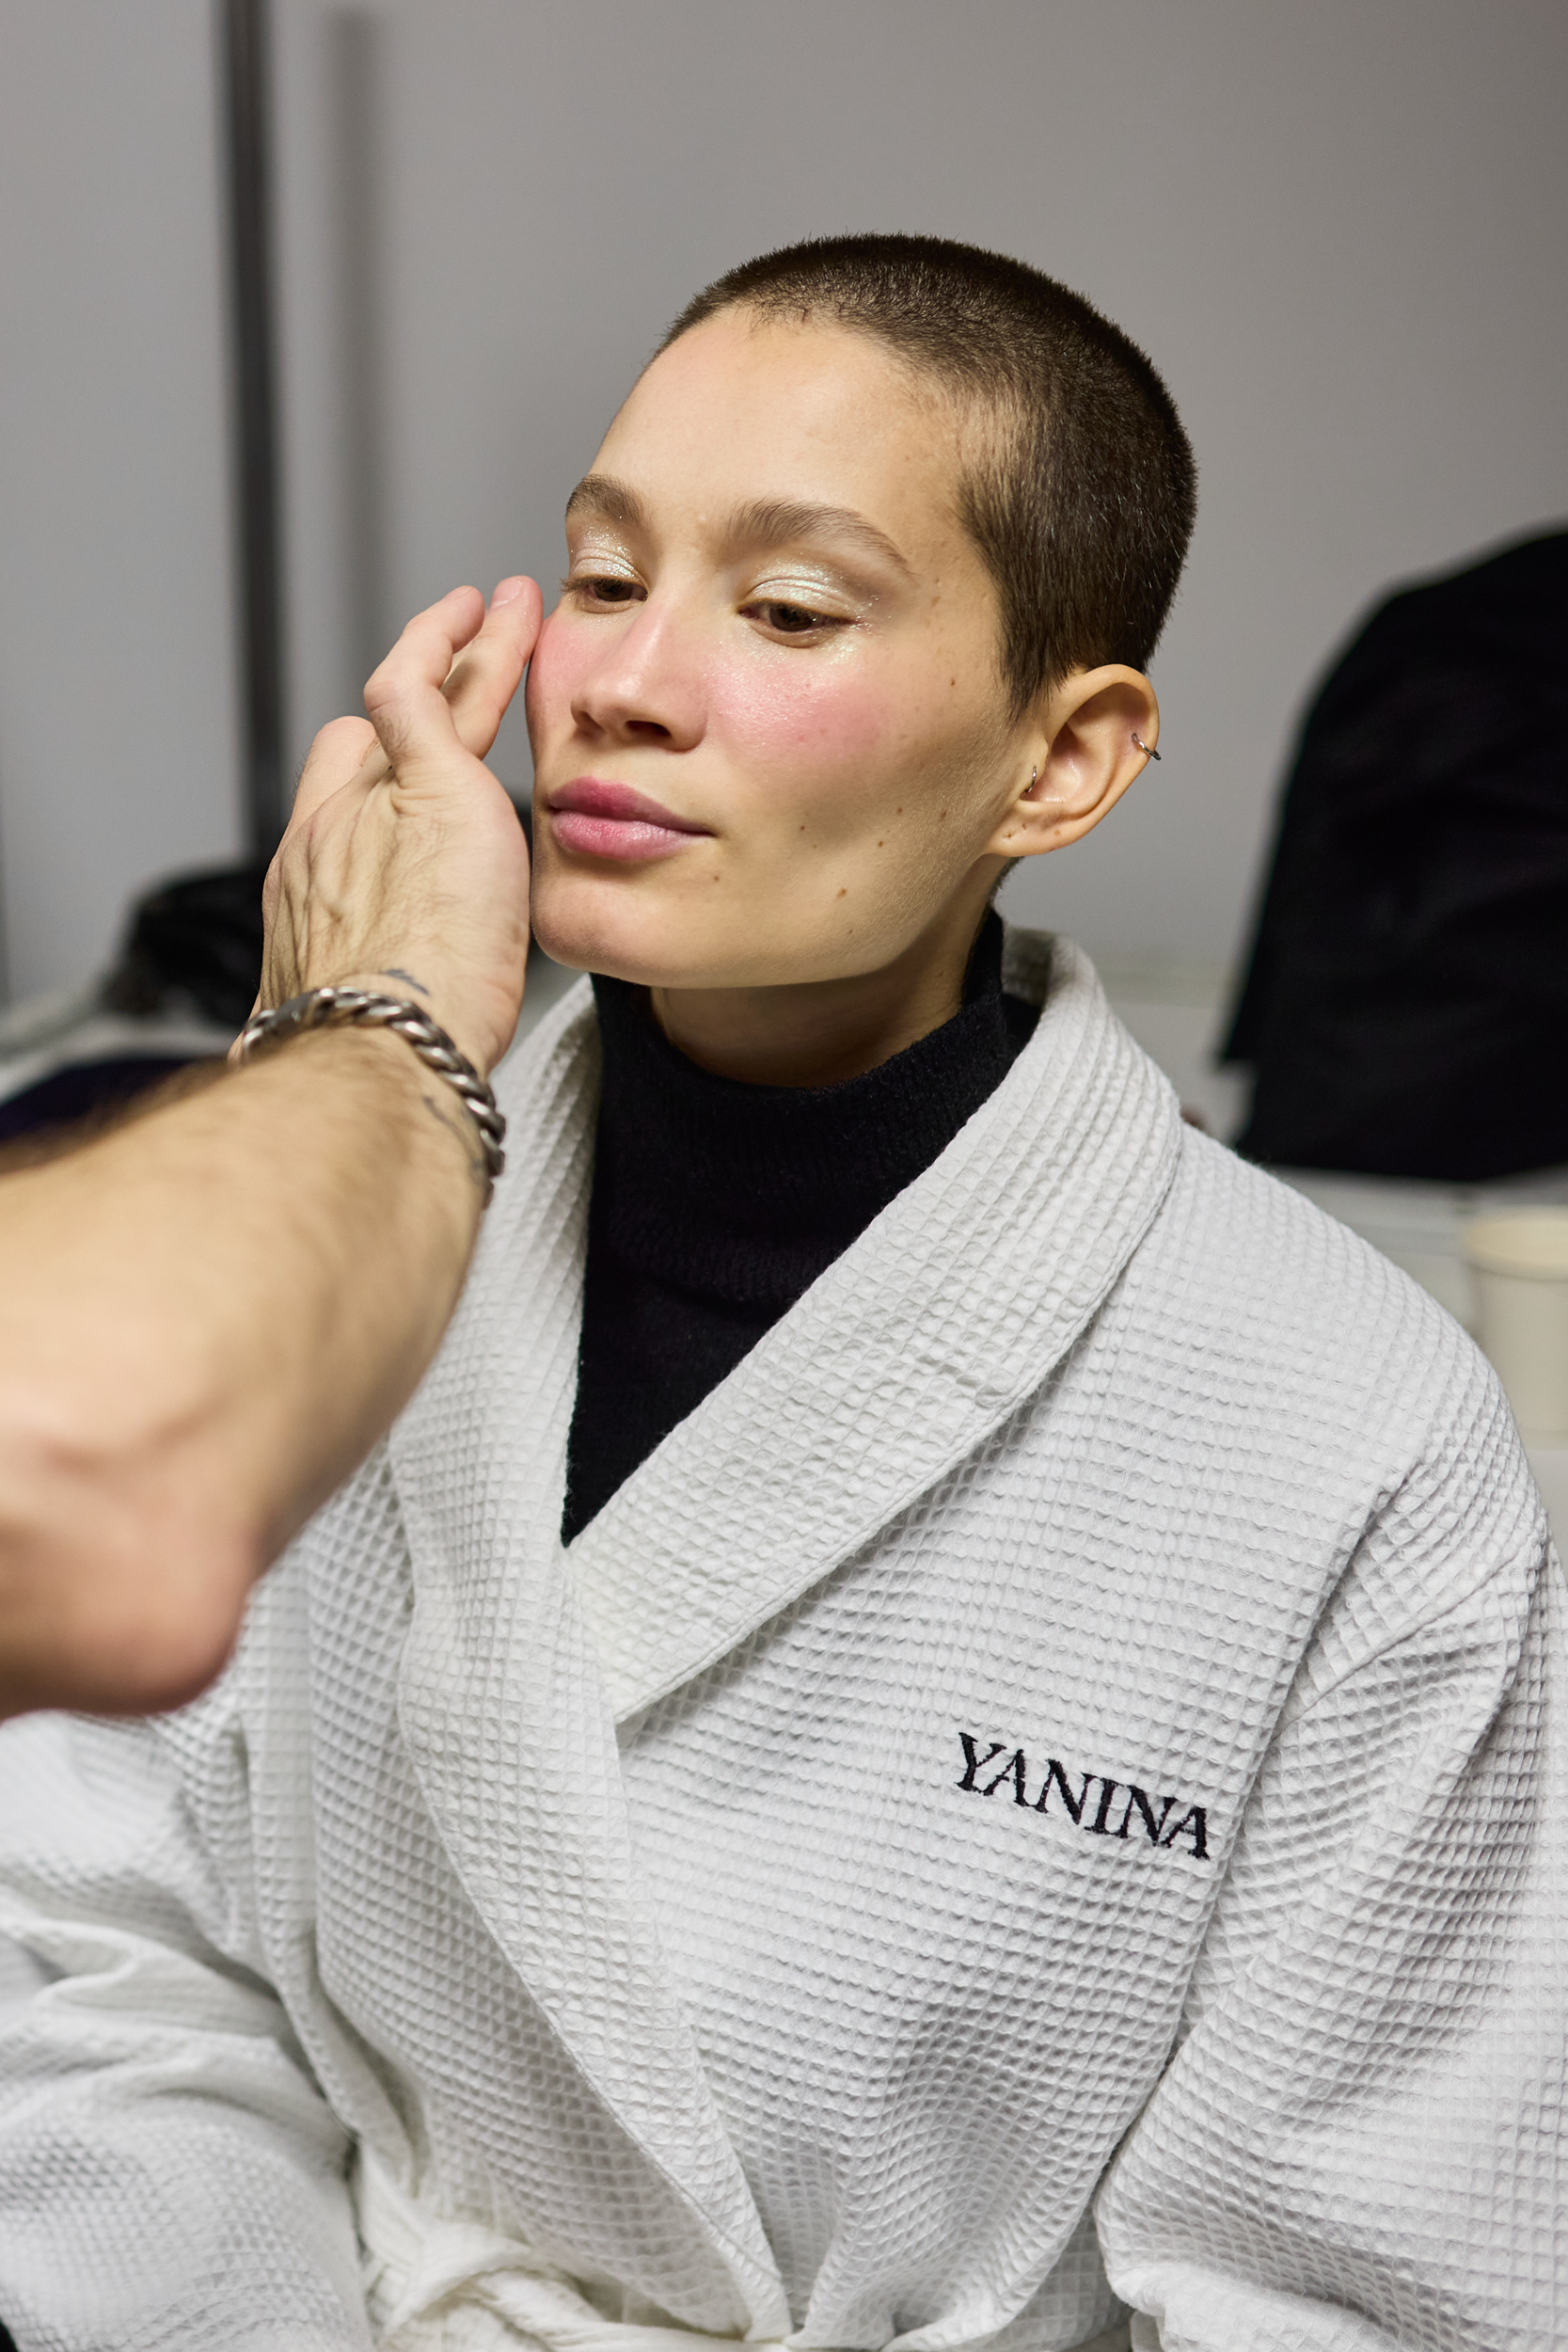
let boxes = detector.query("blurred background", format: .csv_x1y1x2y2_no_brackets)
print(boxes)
1,2,1566,1483
3,0,1565,991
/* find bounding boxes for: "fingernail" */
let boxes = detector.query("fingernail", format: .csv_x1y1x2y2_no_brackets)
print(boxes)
491,576,526,608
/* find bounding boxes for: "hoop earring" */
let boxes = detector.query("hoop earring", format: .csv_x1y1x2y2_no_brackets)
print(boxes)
1132,732,1161,763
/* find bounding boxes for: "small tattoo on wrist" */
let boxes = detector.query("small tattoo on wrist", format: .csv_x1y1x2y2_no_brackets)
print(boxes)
378,967,431,998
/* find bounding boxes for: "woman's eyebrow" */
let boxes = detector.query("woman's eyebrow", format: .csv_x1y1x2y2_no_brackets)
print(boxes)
564,473,648,532
727,498,912,579
564,475,911,580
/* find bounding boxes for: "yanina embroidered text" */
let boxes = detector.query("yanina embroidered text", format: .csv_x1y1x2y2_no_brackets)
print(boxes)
957,1731,1210,1860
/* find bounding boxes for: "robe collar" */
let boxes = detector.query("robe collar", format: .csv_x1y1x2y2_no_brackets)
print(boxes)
568,930,1181,1722
385,929,1181,2325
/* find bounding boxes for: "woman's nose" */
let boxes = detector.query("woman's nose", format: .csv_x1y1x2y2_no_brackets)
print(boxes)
570,604,705,751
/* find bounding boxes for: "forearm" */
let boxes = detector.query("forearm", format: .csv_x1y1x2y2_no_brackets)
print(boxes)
0,1029,484,1718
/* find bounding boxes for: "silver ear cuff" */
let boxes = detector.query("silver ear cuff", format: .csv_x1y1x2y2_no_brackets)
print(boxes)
1132,732,1161,762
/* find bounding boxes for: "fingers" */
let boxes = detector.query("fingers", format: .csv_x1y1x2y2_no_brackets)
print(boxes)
361,586,488,783
254,580,537,1073
440,576,544,761
362,580,541,787
281,580,542,840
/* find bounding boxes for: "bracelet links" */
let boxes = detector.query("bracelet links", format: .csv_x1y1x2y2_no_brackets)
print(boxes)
236,988,507,1202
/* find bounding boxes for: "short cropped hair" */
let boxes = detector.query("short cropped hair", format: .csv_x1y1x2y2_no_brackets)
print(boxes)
662,234,1196,717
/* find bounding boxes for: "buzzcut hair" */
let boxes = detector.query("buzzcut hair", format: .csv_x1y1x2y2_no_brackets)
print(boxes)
661,233,1196,718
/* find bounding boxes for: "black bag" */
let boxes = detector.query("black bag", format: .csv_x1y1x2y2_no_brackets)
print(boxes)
102,856,269,1028
0,861,267,1149
1224,529,1568,1181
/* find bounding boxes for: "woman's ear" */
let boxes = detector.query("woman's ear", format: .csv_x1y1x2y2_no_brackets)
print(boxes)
988,665,1160,860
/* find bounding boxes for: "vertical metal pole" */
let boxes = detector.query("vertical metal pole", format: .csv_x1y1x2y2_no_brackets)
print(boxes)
219,0,287,856
330,8,388,696
0,789,10,1009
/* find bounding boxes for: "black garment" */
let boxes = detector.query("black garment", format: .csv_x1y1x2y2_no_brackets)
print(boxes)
102,858,269,1027
562,912,1038,1543
1224,528,1568,1181
0,1055,214,1148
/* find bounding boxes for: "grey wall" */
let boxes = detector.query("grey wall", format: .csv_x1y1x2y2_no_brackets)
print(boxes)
0,0,242,1003
5,0,1567,1000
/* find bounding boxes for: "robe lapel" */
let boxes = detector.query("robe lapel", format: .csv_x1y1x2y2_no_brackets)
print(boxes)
382,931,1179,2328
567,932,1183,1723
388,987,791,2333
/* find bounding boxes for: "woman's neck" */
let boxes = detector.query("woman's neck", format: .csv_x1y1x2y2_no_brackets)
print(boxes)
648,884,995,1088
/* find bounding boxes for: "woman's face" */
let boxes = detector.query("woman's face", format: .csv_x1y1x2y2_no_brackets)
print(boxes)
526,310,1029,989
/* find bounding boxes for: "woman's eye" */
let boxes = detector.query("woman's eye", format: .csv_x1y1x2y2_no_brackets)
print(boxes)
745,598,844,637
566,573,644,608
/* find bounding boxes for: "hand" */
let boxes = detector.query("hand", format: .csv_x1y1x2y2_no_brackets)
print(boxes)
258,579,543,1075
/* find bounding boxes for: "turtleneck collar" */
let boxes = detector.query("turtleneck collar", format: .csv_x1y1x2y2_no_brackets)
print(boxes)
587,911,1038,1311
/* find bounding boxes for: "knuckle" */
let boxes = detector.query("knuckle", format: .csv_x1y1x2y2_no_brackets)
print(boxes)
307,714,371,762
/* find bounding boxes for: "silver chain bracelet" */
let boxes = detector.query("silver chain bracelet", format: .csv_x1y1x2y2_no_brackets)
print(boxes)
236,987,507,1202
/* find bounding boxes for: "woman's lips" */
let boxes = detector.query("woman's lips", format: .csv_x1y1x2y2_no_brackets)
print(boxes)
546,777,713,865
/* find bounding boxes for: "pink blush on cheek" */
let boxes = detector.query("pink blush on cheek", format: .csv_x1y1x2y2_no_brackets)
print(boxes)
527,608,908,838
523,611,588,747
710,661,898,777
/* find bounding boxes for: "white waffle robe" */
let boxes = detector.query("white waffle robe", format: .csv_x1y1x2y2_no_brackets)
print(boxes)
0,932,1562,2352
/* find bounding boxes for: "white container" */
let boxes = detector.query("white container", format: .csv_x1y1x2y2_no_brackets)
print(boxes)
1463,1208,1568,1443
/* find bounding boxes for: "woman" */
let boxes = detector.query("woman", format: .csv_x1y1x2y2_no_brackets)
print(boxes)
0,237,1560,2352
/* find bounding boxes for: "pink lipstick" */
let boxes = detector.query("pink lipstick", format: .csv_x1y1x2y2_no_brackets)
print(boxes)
546,778,713,865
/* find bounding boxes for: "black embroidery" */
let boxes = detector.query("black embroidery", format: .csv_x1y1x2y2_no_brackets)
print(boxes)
957,1735,1006,1791
957,1730,1211,1862
1035,1757,1094,1825
1087,1776,1121,1836
1114,1787,1179,1846
982,1749,1029,1804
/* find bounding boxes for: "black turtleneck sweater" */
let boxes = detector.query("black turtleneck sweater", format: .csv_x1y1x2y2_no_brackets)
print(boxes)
562,912,1038,1544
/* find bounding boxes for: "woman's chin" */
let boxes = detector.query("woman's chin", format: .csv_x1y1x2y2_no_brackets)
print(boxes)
530,872,871,993
530,889,705,989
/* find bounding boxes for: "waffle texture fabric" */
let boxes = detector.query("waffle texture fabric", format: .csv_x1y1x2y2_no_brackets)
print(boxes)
0,930,1562,2352
564,908,1035,1539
